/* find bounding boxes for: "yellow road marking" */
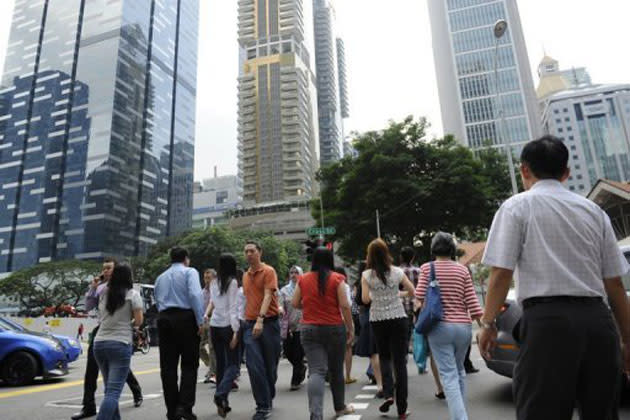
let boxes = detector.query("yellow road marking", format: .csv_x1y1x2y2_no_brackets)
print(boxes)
0,368,161,399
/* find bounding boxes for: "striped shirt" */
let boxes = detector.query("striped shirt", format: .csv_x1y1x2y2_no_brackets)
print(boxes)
415,260,482,324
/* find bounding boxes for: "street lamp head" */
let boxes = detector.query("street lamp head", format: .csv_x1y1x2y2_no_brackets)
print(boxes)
494,19,508,39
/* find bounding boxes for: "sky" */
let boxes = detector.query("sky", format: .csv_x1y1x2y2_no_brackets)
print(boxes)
0,1,629,182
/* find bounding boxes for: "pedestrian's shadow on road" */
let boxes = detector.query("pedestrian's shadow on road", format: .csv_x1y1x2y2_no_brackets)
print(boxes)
0,377,65,388
484,382,513,404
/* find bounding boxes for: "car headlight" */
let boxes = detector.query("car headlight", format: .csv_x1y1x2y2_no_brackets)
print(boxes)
68,339,79,347
43,338,63,352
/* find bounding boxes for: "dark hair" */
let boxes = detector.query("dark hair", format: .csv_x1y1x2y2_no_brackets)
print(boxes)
431,232,456,258
170,247,189,263
218,253,237,295
520,135,569,180
367,238,393,285
106,263,133,315
236,269,244,287
400,246,415,265
245,241,262,252
311,247,334,296
103,256,117,264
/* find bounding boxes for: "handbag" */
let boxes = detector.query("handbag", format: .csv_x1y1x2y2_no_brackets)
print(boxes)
412,330,428,374
414,262,443,335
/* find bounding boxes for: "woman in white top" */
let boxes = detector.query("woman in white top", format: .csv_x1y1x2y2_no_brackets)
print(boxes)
93,263,143,420
362,239,415,420
204,253,240,418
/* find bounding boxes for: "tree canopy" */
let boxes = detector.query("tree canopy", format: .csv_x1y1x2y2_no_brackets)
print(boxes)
137,226,306,286
313,116,513,263
0,260,100,311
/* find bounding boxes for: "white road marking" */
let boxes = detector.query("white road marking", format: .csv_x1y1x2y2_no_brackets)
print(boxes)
350,403,369,410
355,394,375,400
362,385,378,391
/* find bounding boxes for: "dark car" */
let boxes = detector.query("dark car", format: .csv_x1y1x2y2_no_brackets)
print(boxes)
484,246,630,383
0,321,68,386
0,317,82,363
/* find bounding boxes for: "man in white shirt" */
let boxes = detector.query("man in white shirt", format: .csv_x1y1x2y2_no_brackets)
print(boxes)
479,136,630,420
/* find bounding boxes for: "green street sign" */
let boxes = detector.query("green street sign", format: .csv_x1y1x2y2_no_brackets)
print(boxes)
306,227,336,236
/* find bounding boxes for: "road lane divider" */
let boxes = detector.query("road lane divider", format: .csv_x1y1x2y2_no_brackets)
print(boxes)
0,368,161,399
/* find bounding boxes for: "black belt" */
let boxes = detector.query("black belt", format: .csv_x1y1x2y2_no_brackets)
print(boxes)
522,295,603,309
160,307,194,314
246,315,279,323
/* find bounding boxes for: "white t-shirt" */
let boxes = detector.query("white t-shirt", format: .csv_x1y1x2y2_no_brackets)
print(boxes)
209,278,240,332
95,289,143,345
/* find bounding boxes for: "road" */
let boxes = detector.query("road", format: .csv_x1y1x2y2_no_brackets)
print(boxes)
1,345,628,420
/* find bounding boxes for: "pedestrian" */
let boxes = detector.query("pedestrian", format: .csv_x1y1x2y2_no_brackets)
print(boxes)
201,268,218,384
415,232,483,420
279,265,307,391
399,246,420,342
334,266,357,385
92,263,144,420
242,241,282,420
354,261,383,397
71,258,143,420
77,323,84,341
205,254,241,418
479,135,630,420
292,247,355,419
154,247,205,420
362,238,416,419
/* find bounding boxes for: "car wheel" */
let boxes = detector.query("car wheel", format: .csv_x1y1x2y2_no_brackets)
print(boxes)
2,351,38,386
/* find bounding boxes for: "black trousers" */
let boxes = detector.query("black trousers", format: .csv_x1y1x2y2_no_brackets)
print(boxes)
283,330,306,386
81,326,141,409
372,317,409,415
158,309,200,417
514,299,621,420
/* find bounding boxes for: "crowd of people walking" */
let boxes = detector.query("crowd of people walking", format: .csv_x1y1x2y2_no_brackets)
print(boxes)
69,137,630,420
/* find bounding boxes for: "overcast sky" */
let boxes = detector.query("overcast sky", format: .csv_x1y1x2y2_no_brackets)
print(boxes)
0,1,629,181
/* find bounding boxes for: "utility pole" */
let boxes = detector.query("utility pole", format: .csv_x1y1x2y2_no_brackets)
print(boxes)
376,209,381,238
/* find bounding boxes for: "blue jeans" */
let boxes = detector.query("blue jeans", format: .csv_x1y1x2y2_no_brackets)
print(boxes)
244,318,281,414
211,326,241,402
428,322,472,420
93,340,132,420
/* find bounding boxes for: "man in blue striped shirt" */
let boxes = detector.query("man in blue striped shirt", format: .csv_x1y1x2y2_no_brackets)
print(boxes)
155,247,204,420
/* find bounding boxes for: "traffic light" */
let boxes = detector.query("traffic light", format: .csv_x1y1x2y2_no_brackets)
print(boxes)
304,239,317,262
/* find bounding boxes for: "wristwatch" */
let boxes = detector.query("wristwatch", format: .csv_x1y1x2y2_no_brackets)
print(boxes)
480,319,497,330
257,314,265,320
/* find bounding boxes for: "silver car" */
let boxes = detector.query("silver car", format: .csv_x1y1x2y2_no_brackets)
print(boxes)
483,245,630,379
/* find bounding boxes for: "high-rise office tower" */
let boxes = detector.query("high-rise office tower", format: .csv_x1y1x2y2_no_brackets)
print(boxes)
0,0,199,272
237,0,320,204
428,0,541,151
336,37,349,121
313,0,344,165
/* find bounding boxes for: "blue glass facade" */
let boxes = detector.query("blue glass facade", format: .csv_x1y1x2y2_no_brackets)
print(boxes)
0,0,198,272
446,0,532,149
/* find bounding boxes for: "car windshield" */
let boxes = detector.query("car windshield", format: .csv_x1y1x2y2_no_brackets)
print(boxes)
0,318,23,331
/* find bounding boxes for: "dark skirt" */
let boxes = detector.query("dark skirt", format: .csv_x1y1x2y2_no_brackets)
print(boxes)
354,308,377,357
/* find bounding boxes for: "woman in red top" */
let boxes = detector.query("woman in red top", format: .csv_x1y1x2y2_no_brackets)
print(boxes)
292,247,355,419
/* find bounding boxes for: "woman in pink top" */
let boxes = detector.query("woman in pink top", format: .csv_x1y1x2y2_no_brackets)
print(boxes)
415,232,483,420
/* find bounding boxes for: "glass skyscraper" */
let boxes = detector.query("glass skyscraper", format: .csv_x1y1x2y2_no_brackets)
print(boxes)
428,0,541,151
0,0,198,273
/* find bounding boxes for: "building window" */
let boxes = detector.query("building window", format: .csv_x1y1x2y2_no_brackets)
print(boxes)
555,119,562,124
567,126,573,132
570,145,576,150
569,136,574,141
577,175,583,180
575,165,581,170
558,128,564,132
216,191,228,204
569,186,575,191
573,155,578,160
554,109,559,114
565,117,570,122
563,108,568,113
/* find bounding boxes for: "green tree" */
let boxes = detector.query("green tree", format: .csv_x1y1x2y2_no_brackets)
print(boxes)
313,116,513,263
0,260,101,311
140,226,305,286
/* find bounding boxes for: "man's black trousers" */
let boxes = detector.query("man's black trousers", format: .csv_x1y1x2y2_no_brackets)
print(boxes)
81,325,142,409
514,298,622,420
158,308,200,418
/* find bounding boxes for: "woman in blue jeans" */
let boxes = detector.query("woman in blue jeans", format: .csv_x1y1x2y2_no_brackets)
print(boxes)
204,253,241,418
93,263,144,420
415,232,483,420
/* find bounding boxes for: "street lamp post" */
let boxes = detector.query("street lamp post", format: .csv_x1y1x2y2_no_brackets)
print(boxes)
493,19,519,196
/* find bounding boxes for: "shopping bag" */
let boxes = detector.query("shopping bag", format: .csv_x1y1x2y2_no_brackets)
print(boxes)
413,330,428,374
414,262,443,334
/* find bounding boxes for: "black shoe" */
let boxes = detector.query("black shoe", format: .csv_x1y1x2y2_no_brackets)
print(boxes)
379,398,394,413
70,407,97,420
215,396,232,418
465,366,479,374
133,395,143,407
175,407,197,420
435,391,446,400
375,390,384,399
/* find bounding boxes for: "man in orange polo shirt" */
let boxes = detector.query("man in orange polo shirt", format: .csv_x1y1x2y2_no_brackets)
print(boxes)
242,241,281,420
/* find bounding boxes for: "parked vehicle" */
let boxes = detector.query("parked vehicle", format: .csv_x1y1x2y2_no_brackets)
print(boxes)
0,320,68,386
0,317,81,363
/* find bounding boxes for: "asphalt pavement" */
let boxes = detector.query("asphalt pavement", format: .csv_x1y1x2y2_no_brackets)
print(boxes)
1,344,628,420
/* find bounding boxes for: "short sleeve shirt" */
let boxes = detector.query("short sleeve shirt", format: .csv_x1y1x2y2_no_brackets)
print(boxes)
364,266,407,322
482,180,630,304
243,263,279,321
299,271,344,325
95,289,143,345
